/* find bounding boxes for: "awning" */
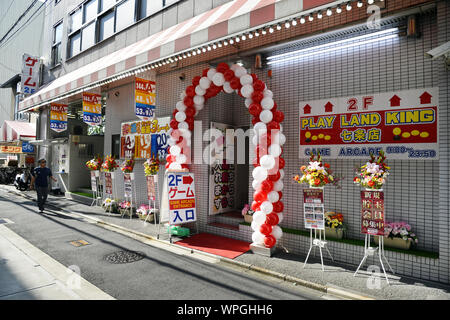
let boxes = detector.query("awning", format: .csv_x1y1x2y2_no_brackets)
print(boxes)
0,120,36,142
19,0,344,111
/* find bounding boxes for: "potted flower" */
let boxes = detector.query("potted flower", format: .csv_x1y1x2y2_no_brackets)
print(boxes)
136,204,158,222
354,151,390,190
241,204,255,223
118,200,135,217
143,157,160,176
86,155,102,171
120,159,135,174
101,154,119,173
324,212,346,239
102,198,118,213
374,221,418,250
293,152,340,188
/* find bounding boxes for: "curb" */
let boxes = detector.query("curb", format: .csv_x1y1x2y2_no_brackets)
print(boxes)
1,186,375,300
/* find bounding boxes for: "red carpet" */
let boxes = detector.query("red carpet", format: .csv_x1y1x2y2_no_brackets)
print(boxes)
175,233,250,259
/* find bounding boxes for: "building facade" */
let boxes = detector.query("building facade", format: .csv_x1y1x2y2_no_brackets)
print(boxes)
18,0,450,284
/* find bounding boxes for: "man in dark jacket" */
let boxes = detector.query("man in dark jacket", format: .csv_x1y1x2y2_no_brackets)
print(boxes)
30,159,57,212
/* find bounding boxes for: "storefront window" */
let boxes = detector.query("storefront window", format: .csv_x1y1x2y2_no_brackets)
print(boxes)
115,0,136,32
81,22,96,50
99,11,115,41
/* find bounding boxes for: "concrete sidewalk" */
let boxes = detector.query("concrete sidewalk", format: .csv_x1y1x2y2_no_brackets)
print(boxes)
1,184,450,300
0,223,114,300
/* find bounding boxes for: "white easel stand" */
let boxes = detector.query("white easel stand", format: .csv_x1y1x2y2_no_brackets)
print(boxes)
303,228,334,271
90,171,101,207
144,175,158,225
103,172,115,216
121,173,137,220
354,234,395,284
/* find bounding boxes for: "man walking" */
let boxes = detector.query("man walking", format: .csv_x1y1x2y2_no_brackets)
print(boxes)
30,159,57,213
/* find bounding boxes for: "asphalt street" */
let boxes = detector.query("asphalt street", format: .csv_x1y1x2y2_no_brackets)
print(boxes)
0,191,326,300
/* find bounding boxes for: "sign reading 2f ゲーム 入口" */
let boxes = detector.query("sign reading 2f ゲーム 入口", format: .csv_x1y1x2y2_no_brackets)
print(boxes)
299,88,439,160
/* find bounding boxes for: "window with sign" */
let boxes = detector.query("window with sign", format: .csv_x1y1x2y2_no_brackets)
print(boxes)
52,21,63,66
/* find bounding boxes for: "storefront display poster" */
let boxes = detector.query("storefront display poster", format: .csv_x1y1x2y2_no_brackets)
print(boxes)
50,103,68,133
167,172,196,225
135,77,156,120
361,190,385,236
105,173,113,195
303,188,325,230
82,92,102,126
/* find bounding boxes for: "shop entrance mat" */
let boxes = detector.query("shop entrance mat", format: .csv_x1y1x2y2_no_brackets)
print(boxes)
174,233,251,259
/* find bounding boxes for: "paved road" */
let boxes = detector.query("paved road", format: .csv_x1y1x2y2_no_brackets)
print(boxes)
0,191,325,300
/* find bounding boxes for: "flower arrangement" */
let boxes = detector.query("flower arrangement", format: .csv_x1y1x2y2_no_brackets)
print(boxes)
120,159,135,173
325,212,345,229
102,198,118,212
293,152,336,188
384,221,418,244
354,150,390,190
119,200,132,209
136,204,152,216
241,204,255,217
144,157,160,176
101,154,119,172
86,155,102,171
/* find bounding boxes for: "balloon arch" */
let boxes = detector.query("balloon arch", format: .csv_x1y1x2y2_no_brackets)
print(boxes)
165,62,286,249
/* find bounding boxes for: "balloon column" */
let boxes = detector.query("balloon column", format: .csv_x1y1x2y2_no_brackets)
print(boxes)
166,63,286,249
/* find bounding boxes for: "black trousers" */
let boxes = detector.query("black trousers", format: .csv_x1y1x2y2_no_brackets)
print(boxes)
36,186,48,211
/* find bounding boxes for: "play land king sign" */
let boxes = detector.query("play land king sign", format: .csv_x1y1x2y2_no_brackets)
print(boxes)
299,88,439,160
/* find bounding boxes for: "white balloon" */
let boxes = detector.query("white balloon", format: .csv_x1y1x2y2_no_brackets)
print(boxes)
207,68,217,81
175,111,186,122
277,212,284,223
260,201,273,214
199,77,211,90
261,97,274,110
193,95,205,105
170,145,181,156
176,154,187,164
252,135,258,146
169,162,182,171
212,72,225,86
234,66,247,78
263,89,273,98
271,225,283,240
195,85,206,96
269,144,282,157
253,211,266,225
267,191,279,203
194,104,204,111
252,166,268,182
278,133,286,145
253,122,267,136
240,84,254,98
279,169,285,179
180,92,186,100
168,137,177,146
252,231,265,245
240,74,253,86
245,98,252,108
251,220,263,231
178,121,189,130
176,101,187,112
260,155,275,170
273,180,284,191
222,82,233,94
230,64,239,71
179,129,191,139
252,179,262,191
259,110,273,123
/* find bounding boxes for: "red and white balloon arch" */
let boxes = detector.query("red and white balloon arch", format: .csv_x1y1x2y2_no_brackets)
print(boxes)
165,62,286,249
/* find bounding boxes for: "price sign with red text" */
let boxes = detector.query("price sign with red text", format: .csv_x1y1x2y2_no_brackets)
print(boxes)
105,173,113,195
50,103,68,132
167,173,196,225
83,92,102,126
303,188,325,230
135,77,156,120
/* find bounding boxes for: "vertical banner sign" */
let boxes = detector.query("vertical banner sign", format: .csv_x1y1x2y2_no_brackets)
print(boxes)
147,175,157,201
21,54,40,95
82,92,102,126
361,190,385,236
135,77,156,120
50,103,68,132
124,173,132,198
120,117,170,159
90,171,97,192
299,88,439,160
105,173,113,196
167,172,196,225
303,188,325,230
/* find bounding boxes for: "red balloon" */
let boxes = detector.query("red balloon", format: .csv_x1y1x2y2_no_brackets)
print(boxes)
273,201,284,213
188,123,194,131
278,191,283,200
267,121,280,131
251,91,264,103
268,171,281,182
274,110,285,123
260,223,272,236
181,164,189,169
253,80,265,91
202,68,209,77
248,103,262,116
216,62,229,73
186,85,195,97
259,132,271,147
185,107,195,118
170,119,178,129
251,117,259,126
251,73,258,82
230,77,241,90
166,155,175,163
264,235,276,248
279,157,285,169
260,180,273,193
183,96,194,107
224,69,235,82
265,213,279,226
272,102,278,111
172,110,178,118
192,76,201,86
251,201,261,211
254,190,267,202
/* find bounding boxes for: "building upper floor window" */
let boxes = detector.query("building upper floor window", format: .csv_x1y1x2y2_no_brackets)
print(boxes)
52,21,63,66
116,0,136,32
